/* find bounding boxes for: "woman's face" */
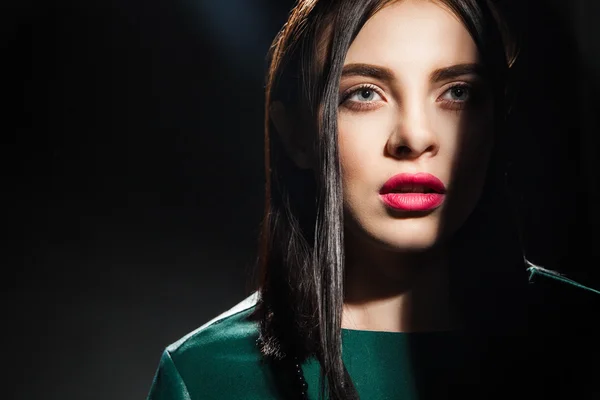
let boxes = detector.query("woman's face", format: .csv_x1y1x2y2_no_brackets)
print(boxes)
338,0,494,252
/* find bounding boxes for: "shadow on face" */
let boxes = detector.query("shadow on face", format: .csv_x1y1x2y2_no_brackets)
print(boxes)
337,0,495,254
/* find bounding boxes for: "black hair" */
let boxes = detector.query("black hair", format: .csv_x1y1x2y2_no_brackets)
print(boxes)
248,1,522,399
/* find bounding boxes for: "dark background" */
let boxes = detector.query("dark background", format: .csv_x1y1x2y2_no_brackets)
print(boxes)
4,0,600,399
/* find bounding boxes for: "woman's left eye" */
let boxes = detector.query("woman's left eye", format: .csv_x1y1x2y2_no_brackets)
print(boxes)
441,85,471,102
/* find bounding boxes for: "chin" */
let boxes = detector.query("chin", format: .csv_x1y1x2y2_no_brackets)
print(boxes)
378,220,442,252
347,214,444,254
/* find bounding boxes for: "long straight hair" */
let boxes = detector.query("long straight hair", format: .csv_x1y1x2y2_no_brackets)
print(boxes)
248,1,521,399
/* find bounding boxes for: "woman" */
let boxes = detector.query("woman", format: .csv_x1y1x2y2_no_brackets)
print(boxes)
147,0,599,399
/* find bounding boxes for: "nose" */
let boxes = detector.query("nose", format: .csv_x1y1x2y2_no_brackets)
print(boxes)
386,107,439,160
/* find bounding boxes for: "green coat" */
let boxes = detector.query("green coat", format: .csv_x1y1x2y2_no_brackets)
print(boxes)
147,267,599,399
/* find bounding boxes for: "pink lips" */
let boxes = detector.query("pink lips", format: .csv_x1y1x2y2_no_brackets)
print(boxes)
379,173,446,212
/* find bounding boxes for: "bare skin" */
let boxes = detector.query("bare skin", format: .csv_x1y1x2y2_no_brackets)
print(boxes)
338,0,493,332
272,0,494,332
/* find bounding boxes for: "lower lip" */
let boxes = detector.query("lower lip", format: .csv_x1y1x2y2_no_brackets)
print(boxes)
380,193,445,212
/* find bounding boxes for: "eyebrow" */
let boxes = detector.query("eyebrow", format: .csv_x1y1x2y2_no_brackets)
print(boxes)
340,62,485,82
341,63,395,81
430,63,485,82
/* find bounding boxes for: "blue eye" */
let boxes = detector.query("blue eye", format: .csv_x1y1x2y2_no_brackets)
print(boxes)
340,84,386,112
350,88,380,102
346,85,383,102
443,85,470,102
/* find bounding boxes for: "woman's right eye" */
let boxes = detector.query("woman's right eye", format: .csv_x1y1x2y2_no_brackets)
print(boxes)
340,84,385,111
347,87,382,102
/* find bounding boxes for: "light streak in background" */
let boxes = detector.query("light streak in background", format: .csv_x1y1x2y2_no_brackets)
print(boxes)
186,0,272,75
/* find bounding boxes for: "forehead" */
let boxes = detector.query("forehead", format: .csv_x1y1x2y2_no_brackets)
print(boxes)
344,0,479,71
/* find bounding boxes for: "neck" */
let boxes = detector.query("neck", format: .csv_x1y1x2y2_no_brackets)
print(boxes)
342,232,458,333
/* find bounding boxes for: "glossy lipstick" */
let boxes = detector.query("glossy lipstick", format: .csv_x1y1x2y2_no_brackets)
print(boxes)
379,173,446,212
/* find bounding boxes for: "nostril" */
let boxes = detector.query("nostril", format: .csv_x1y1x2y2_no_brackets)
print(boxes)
397,146,411,156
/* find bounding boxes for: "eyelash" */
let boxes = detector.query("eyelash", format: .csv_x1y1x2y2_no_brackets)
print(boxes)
340,84,384,112
438,83,472,111
339,83,475,112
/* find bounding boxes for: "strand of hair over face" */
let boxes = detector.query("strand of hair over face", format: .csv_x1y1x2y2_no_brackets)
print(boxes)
254,1,521,400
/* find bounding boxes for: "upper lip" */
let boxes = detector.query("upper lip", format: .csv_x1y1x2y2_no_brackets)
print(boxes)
380,173,446,194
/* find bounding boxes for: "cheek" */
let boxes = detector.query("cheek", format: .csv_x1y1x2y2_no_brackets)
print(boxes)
338,110,393,185
437,107,494,232
450,108,494,181
430,105,493,168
